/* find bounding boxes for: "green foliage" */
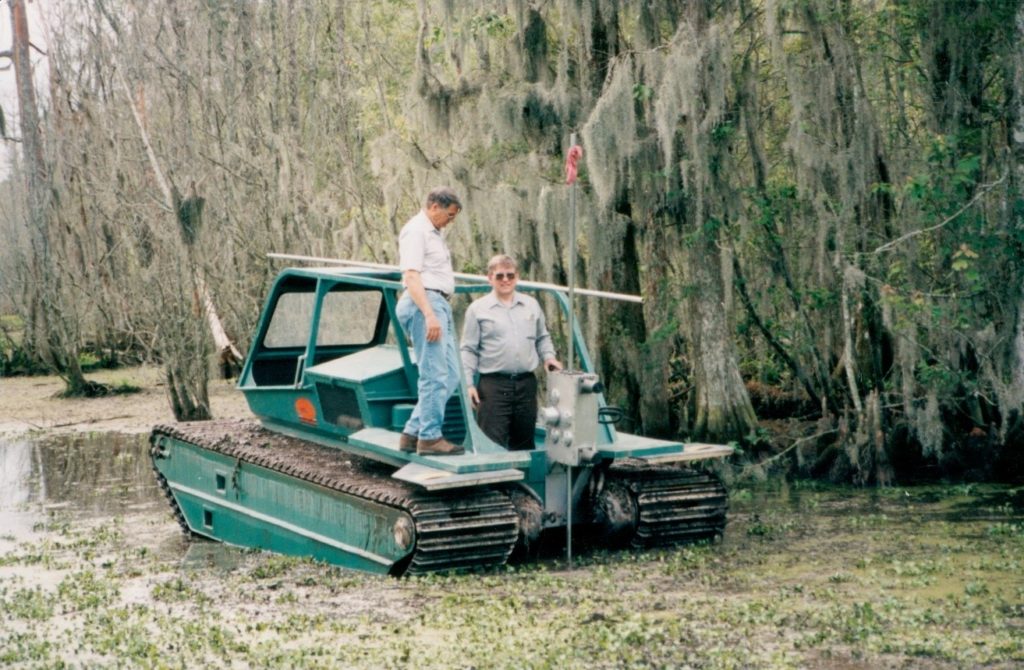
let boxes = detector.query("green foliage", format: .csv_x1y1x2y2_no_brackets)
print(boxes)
0,313,21,332
152,577,210,604
248,554,304,580
467,12,514,39
77,352,102,371
914,360,964,396
986,522,1024,538
738,351,787,386
0,634,55,665
0,342,49,377
4,587,54,621
905,137,983,221
710,120,736,144
110,381,142,395
57,571,119,611
0,315,47,377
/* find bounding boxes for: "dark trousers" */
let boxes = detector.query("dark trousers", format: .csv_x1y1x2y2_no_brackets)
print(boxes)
476,372,538,451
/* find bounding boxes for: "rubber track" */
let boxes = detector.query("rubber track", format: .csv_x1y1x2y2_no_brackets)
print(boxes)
606,459,728,547
149,419,518,576
150,440,192,536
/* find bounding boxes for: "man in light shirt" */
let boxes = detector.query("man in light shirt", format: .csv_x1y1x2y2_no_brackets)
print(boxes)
461,254,562,451
396,187,465,456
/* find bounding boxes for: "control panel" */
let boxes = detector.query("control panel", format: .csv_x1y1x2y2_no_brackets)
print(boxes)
541,370,604,466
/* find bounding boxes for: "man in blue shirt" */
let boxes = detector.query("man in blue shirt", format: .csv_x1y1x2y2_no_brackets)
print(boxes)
461,255,562,450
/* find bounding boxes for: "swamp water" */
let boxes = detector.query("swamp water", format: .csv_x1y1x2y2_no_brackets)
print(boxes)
0,431,1022,669
0,433,242,571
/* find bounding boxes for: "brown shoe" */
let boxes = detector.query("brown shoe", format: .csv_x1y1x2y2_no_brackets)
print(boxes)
416,437,465,456
399,432,418,453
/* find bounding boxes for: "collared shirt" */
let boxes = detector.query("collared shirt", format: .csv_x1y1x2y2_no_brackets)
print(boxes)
398,210,455,295
460,291,557,385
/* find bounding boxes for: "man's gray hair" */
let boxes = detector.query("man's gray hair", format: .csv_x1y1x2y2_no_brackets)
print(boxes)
425,187,462,211
486,254,518,274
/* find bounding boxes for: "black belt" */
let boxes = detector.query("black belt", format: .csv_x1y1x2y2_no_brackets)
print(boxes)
480,371,535,381
425,288,451,300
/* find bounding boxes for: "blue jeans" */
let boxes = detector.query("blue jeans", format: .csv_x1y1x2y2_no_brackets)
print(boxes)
396,293,460,441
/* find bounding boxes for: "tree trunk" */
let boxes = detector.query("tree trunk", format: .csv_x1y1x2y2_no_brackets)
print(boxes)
9,0,94,396
677,6,758,441
687,240,759,440
9,0,45,208
1015,3,1024,191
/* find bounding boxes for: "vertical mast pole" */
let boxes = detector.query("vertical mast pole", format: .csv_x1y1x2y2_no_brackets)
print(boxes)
564,133,582,570
567,465,573,569
567,132,578,373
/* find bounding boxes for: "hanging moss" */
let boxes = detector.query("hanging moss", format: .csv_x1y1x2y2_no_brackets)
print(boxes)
580,58,636,207
651,25,699,169
365,0,1021,455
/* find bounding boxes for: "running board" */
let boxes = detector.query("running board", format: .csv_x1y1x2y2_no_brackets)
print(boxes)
639,443,734,464
392,462,524,491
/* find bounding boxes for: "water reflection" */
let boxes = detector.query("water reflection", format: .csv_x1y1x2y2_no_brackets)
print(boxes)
0,431,254,568
182,540,248,571
0,432,166,538
0,436,43,508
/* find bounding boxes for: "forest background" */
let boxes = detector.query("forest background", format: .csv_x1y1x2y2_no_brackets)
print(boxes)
1,0,1022,486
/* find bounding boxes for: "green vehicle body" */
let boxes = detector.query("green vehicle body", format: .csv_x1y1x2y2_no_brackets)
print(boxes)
150,265,731,575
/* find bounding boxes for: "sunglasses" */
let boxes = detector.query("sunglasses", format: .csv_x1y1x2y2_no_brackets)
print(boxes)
492,272,517,281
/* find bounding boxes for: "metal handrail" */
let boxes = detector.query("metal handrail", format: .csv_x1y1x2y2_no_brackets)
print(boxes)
267,253,643,304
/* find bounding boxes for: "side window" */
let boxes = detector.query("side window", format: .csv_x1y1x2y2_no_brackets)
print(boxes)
263,292,315,348
317,290,382,345
263,289,383,348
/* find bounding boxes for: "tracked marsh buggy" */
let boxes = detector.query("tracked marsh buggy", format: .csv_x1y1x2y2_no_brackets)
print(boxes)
151,262,733,575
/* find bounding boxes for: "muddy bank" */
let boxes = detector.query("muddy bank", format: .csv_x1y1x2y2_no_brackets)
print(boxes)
0,366,249,434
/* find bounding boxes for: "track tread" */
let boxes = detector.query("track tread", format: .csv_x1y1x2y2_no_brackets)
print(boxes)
150,419,517,576
605,459,728,548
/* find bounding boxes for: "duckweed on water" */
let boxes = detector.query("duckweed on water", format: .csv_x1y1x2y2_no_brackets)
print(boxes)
151,576,209,604
5,585,53,620
0,482,1021,668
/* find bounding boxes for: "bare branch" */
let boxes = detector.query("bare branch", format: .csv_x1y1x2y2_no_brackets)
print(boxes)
754,429,839,469
114,67,174,210
870,173,1007,255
